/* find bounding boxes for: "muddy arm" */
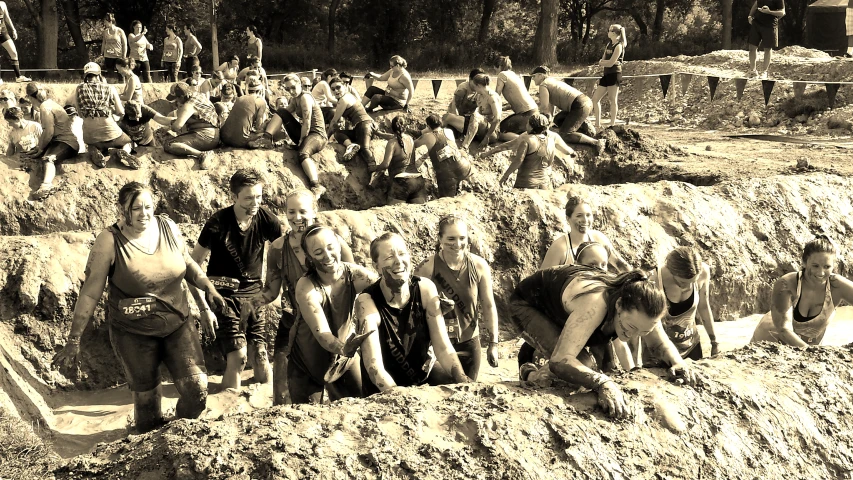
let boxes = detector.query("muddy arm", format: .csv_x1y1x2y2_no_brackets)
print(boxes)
770,273,807,347
356,294,397,391
421,279,469,383
295,276,345,355
549,291,610,388
697,265,717,346
67,230,115,339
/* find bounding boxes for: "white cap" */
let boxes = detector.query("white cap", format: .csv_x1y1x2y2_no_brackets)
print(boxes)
83,62,101,76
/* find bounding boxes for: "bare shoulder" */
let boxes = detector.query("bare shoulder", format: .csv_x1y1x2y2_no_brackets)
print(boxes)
414,255,435,277
470,253,492,275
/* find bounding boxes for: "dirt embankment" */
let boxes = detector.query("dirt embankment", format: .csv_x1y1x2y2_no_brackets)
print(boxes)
52,343,853,479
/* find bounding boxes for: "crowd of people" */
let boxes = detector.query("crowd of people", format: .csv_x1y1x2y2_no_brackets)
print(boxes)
37,14,849,432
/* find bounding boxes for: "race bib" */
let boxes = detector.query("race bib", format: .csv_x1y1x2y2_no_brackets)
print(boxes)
445,314,461,342
436,144,455,162
209,276,240,291
118,297,156,320
17,134,38,152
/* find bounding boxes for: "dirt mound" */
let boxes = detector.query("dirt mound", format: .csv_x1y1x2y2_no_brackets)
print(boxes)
51,343,853,479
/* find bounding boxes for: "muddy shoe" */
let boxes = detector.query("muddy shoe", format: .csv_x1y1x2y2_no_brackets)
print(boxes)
117,149,142,169
342,143,360,162
519,362,538,382
310,185,326,200
32,182,57,200
88,149,107,168
197,151,215,170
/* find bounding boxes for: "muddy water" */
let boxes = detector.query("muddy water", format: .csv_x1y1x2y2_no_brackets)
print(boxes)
46,308,853,458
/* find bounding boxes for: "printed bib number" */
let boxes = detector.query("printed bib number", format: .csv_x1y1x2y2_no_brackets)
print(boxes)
118,297,156,320
445,314,461,342
436,144,455,162
209,276,240,291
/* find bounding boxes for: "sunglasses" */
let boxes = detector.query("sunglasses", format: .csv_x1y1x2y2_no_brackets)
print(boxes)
330,85,343,91
284,85,299,92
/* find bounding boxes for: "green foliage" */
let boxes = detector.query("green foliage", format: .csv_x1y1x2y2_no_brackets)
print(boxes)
0,407,58,480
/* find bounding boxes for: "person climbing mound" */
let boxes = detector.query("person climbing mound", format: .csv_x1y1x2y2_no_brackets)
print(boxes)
414,114,472,198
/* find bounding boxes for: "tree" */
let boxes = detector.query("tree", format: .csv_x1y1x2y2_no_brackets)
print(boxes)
22,0,59,68
721,0,732,48
533,0,559,65
328,0,342,51
57,0,88,64
478,0,496,42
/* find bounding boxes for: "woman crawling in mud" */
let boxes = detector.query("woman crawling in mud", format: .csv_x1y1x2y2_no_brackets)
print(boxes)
357,233,472,394
510,265,698,418
52,182,228,433
751,235,853,346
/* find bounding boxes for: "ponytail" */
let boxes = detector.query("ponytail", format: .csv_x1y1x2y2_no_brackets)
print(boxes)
571,266,665,324
391,115,409,160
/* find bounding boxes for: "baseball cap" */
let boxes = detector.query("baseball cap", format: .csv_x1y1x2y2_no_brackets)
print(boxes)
83,62,101,76
166,82,192,101
531,65,550,75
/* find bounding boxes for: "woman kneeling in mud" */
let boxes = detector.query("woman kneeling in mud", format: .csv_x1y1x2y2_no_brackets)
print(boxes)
510,265,698,418
751,235,853,346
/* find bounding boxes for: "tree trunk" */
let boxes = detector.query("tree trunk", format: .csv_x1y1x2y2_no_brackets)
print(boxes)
327,0,342,52
533,0,559,65
630,11,648,38
210,0,219,69
721,0,732,49
652,0,665,38
57,0,87,64
38,0,58,68
478,0,496,43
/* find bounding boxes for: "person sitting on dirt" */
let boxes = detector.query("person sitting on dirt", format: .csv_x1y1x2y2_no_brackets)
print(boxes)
312,68,339,123
635,247,719,367
339,72,360,98
414,113,472,198
4,106,41,156
446,68,486,119
17,95,38,122
0,1,31,82
72,62,139,169
118,100,175,148
161,25,183,83
236,56,269,92
220,78,269,148
373,115,427,205
275,225,377,404
252,73,327,199
746,0,785,79
540,195,632,273
24,82,80,200
414,216,500,380
362,55,414,113
443,73,502,152
495,56,539,141
183,65,205,94
591,24,626,131
128,21,153,83
327,76,378,169
213,82,237,124
216,55,242,96
358,232,473,394
100,13,127,83
530,65,605,154
163,81,220,170
497,113,576,190
200,70,225,101
751,235,853,346
189,169,283,392
116,58,144,105
53,181,228,434
510,264,698,418
248,189,355,405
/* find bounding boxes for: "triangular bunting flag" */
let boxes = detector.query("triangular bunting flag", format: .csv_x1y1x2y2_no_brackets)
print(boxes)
659,74,672,98
792,81,806,99
680,74,692,95
431,79,442,99
523,75,532,90
707,76,720,100
563,77,574,86
412,79,419,91
825,83,841,107
455,78,466,87
761,79,775,106
735,78,747,100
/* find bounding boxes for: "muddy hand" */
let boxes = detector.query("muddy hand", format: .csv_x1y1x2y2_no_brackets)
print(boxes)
342,330,375,357
52,343,82,379
597,381,630,418
438,292,455,315
487,344,499,368
240,297,260,329
669,363,698,387
199,309,218,342
208,289,228,312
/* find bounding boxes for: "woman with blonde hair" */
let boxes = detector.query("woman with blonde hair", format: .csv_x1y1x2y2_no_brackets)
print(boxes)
362,55,414,112
591,24,627,131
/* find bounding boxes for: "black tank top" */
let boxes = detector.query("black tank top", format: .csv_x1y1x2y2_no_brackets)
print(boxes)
668,288,696,317
363,277,433,387
514,265,616,347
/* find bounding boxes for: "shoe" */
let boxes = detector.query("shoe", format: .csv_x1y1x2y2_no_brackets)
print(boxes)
758,71,768,80
746,70,759,79
32,183,56,200
16,75,31,83
342,143,360,162
519,362,538,382
88,149,107,168
197,151,214,170
116,149,141,169
310,185,326,200
844,53,853,59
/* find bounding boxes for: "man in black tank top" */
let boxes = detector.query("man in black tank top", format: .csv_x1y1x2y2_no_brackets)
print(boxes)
189,169,282,391
357,233,471,393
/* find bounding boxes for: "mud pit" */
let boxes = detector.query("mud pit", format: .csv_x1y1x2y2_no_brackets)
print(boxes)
3,49,853,478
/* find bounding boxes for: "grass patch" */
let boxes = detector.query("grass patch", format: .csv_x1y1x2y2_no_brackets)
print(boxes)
781,90,831,118
0,406,59,479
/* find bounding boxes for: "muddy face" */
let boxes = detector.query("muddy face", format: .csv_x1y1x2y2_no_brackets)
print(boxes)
614,307,660,342
233,183,263,218
570,203,594,234
577,245,609,271
375,236,411,292
123,191,155,230
286,194,316,234
439,223,469,257
306,229,342,275
803,252,835,286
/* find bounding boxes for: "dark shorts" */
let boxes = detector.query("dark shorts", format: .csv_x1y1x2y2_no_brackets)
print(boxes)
109,319,207,392
453,337,482,381
364,85,405,111
508,292,562,359
748,22,778,49
0,32,10,44
212,294,267,354
554,95,593,134
599,72,622,88
287,351,362,404
500,109,538,135
434,155,472,198
43,140,78,162
389,175,427,204
103,57,119,72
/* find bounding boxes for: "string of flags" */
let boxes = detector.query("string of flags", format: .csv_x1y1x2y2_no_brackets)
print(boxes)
389,72,853,108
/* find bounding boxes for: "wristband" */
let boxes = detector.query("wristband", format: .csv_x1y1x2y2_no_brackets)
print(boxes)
590,373,614,391
67,336,81,346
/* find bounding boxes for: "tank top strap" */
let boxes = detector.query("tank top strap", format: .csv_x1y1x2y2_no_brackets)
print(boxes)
466,254,480,285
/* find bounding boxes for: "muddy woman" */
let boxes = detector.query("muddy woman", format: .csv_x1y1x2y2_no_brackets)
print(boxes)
357,233,472,393
247,189,354,405
414,216,500,380
751,235,853,346
53,182,227,433
510,265,698,418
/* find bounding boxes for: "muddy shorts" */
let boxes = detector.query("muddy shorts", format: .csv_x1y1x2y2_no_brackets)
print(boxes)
748,23,778,49
109,319,207,392
452,337,482,381
363,85,405,111
508,292,563,358
389,175,427,204
464,114,490,140
500,109,538,135
435,155,472,198
554,95,593,134
211,294,267,354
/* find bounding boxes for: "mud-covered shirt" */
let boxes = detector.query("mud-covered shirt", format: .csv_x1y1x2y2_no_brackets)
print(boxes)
197,205,282,295
119,104,158,146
